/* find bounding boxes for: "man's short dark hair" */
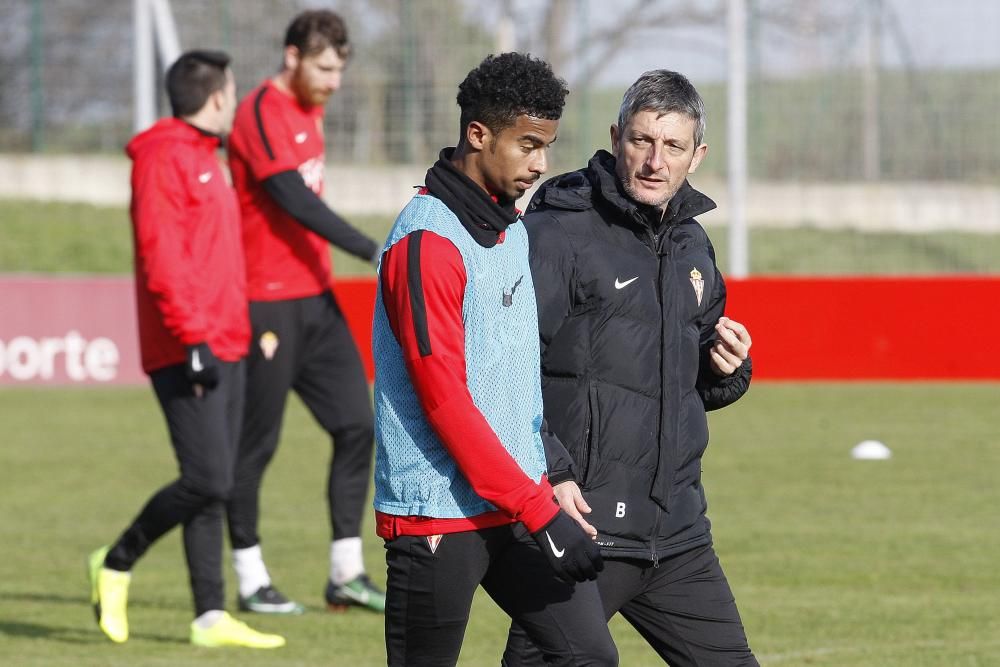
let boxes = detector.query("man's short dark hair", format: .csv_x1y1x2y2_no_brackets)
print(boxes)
457,53,569,137
284,9,351,59
166,50,231,118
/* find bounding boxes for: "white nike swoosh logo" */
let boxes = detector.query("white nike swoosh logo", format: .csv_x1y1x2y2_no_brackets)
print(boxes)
198,171,212,183
615,276,639,289
191,350,203,372
545,531,565,558
295,132,307,144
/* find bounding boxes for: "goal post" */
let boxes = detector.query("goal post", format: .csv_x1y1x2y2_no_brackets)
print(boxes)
132,0,182,132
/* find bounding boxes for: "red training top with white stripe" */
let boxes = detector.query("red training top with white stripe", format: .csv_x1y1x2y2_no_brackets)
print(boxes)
126,117,250,373
229,80,332,301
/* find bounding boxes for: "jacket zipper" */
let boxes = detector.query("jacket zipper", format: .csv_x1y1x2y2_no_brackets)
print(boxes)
647,229,659,258
646,219,667,566
650,505,661,567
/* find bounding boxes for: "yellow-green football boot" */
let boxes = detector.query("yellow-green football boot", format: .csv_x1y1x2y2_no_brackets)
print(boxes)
87,546,130,643
189,612,286,649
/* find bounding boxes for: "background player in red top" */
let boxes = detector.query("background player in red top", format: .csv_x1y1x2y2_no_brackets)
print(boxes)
87,50,284,649
226,9,384,614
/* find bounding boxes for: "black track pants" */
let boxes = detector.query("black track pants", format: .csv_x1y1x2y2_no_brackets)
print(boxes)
105,361,245,616
227,291,375,550
385,523,618,667
503,544,758,667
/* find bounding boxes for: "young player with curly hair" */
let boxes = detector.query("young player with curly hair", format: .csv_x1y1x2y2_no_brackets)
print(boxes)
372,53,618,666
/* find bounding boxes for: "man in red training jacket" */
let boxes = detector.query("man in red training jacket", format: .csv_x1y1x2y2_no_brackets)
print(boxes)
87,50,284,650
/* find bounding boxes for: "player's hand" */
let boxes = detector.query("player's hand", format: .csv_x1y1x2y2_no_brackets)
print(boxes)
185,343,220,393
553,481,597,539
532,510,603,583
709,316,752,376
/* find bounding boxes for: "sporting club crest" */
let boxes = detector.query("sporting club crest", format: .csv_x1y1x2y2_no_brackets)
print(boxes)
689,267,704,306
259,331,279,360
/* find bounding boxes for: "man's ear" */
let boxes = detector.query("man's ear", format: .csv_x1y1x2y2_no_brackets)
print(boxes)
688,143,708,174
283,45,300,72
610,124,620,154
212,87,226,112
465,120,491,152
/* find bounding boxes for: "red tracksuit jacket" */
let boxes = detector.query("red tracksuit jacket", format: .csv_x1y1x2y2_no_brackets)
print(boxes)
126,118,250,374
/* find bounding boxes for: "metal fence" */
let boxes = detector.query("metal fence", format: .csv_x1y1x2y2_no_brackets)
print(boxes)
3,0,1000,274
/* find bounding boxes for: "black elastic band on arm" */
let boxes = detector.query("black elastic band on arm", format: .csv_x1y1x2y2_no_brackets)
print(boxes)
407,231,432,357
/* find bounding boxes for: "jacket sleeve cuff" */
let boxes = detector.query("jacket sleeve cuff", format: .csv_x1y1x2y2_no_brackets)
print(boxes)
699,355,753,411
546,469,577,486
540,417,577,484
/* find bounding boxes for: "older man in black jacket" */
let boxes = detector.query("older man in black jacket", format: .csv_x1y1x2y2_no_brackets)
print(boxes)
503,70,758,666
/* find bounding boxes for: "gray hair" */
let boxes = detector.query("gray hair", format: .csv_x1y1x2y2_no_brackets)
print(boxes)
616,70,706,146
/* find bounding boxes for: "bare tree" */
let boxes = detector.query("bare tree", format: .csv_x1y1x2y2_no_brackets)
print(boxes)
510,0,725,85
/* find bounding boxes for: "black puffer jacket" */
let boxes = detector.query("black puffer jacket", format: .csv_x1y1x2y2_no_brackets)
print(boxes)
527,151,751,562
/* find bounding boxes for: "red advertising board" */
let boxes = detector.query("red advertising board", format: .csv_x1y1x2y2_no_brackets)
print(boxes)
2,275,998,385
0,276,143,385
724,276,1000,380
330,278,377,380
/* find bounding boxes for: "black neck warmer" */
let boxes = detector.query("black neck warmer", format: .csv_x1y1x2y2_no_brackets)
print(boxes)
424,148,519,248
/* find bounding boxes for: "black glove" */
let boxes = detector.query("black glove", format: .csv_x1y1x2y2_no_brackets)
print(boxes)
531,509,604,583
185,343,220,390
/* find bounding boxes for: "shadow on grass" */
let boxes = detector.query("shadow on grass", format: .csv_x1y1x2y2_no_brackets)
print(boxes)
9,590,186,611
2,590,190,645
0,620,185,645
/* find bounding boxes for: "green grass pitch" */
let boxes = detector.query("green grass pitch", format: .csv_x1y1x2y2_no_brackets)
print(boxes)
3,198,1000,276
1,383,998,666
